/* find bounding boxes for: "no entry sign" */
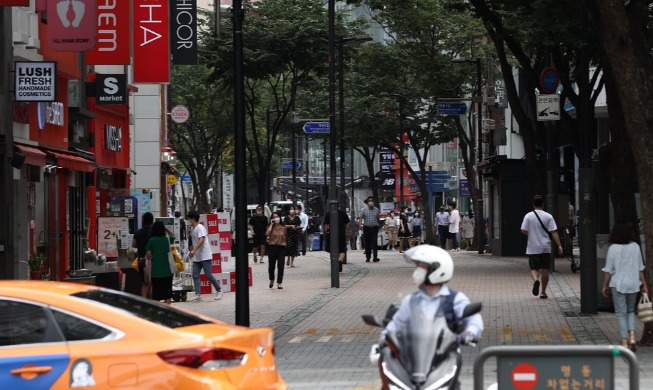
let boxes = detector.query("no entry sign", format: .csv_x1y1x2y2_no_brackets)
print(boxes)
511,363,538,390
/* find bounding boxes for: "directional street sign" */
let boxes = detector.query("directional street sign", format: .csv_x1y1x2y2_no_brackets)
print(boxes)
282,160,301,169
437,102,467,115
182,174,191,182
303,122,330,134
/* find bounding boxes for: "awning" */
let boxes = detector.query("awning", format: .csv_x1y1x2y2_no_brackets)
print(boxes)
48,151,95,172
14,144,46,166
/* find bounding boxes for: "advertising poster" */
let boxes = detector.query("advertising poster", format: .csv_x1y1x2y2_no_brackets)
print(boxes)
97,217,129,257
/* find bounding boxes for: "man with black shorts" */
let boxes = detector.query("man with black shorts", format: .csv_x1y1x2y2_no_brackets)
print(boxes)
132,212,153,298
520,195,564,299
249,205,268,264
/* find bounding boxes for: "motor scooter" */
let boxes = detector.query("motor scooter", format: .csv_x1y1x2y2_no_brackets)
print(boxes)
362,301,482,390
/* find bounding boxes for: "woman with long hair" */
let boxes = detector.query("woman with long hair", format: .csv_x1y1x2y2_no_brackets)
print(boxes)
145,221,174,304
602,222,648,351
398,207,411,253
266,213,288,289
284,206,301,267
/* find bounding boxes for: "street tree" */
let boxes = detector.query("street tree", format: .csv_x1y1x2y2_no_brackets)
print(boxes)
200,0,359,204
581,0,653,344
169,65,233,212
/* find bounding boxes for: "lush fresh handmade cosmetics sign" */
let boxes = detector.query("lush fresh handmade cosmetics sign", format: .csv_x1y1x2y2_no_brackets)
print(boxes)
15,62,57,102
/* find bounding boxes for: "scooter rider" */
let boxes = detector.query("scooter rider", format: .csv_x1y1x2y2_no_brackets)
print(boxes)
380,244,484,350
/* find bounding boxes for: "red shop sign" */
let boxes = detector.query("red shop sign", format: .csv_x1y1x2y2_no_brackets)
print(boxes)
133,0,170,83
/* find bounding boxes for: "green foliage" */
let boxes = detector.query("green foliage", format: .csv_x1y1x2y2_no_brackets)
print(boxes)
24,255,45,272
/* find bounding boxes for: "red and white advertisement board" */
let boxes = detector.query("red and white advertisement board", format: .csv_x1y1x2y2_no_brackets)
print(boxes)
220,268,252,292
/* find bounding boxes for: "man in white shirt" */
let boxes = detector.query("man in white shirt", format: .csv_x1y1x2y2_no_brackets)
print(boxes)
448,202,461,252
187,211,223,301
298,205,309,256
520,195,563,299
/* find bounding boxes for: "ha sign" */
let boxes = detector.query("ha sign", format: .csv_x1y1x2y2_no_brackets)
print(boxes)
133,0,170,83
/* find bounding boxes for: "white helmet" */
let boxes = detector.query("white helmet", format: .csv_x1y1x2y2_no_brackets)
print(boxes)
404,244,454,285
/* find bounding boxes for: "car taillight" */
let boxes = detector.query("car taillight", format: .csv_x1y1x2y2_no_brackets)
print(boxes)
157,347,247,370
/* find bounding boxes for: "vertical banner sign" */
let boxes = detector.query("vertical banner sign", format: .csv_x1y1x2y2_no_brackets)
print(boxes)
86,0,131,65
379,147,396,189
170,0,197,65
47,0,97,51
222,173,234,210
133,0,170,83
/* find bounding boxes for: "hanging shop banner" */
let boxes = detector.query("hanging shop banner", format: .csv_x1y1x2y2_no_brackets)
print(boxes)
96,74,127,104
133,0,170,83
170,0,197,65
0,0,29,5
15,62,56,102
86,0,131,64
47,0,97,51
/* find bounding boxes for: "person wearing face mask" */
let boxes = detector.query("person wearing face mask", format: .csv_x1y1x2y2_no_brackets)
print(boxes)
380,245,483,354
410,211,423,247
266,213,288,289
360,196,381,262
385,211,399,251
248,205,268,264
284,207,301,267
398,207,412,253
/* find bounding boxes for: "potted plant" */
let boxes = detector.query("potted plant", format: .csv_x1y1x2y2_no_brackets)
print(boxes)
23,255,46,280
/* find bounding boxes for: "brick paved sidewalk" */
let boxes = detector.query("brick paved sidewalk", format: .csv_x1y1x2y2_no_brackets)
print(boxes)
177,247,653,389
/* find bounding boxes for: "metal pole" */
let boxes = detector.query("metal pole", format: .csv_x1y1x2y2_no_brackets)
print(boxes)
338,36,346,211
475,58,485,254
0,8,15,279
232,0,250,326
328,0,339,288
266,108,272,204
305,136,309,203
291,83,297,206
546,120,556,272
399,97,404,207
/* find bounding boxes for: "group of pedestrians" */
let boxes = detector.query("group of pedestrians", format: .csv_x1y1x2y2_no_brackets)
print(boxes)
434,202,463,252
132,210,223,305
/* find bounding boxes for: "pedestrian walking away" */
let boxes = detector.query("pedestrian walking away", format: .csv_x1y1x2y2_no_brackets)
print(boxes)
145,221,175,304
398,206,411,253
360,196,381,262
448,202,461,252
266,213,288,289
298,205,309,256
306,212,319,252
434,206,450,250
249,205,268,264
385,211,399,250
284,206,301,267
410,211,423,247
186,211,223,301
520,195,563,299
323,209,351,272
602,222,648,351
132,212,154,298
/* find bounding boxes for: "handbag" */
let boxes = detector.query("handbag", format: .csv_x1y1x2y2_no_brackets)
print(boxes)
638,294,653,323
132,257,140,272
167,249,178,274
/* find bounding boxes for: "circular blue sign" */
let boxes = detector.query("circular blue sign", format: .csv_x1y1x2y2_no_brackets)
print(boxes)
540,67,559,94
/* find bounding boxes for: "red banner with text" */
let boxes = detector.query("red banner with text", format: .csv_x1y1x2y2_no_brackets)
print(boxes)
86,0,130,64
132,0,170,83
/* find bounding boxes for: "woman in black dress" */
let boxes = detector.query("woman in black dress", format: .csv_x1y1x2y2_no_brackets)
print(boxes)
398,207,411,253
284,206,301,267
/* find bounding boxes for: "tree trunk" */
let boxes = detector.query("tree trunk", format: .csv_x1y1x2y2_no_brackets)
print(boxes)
583,0,653,344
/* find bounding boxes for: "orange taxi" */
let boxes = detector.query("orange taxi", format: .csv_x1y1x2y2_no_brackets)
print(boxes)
0,281,287,389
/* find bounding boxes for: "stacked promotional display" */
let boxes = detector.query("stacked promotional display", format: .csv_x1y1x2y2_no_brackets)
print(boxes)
198,213,251,294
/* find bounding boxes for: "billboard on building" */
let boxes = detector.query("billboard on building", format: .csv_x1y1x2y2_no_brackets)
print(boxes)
14,62,57,102
133,0,170,83
47,0,97,51
86,0,131,64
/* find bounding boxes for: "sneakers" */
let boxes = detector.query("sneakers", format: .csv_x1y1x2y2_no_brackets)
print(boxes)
190,294,202,302
372,258,380,262
215,292,223,300
532,280,540,296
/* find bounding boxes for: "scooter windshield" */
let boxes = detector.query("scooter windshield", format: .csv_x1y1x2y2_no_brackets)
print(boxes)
403,302,457,385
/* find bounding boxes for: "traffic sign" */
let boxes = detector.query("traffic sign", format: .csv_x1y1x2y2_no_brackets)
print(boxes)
536,94,560,121
540,67,559,94
282,160,301,169
303,122,330,134
181,174,191,182
511,363,538,390
437,102,467,115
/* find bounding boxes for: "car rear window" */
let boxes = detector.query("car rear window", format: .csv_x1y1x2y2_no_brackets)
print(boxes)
72,290,211,328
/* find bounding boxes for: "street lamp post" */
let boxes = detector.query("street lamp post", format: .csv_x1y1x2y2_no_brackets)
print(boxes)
266,108,278,204
338,35,373,214
453,57,484,254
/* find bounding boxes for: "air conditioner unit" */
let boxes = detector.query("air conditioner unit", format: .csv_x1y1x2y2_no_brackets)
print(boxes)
68,79,80,108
